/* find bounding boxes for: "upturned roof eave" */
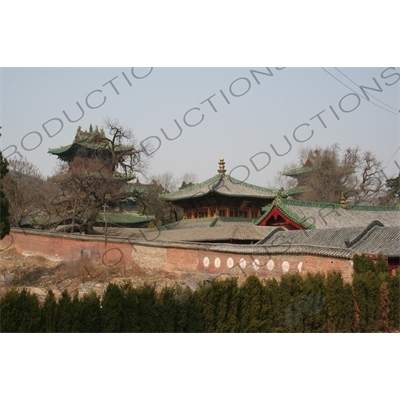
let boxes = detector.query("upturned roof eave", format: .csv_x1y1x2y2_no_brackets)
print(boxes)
48,141,134,156
283,166,313,176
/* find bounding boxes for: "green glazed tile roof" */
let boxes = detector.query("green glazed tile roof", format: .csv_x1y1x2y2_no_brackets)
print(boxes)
48,127,134,155
96,213,154,224
161,173,279,201
283,166,313,176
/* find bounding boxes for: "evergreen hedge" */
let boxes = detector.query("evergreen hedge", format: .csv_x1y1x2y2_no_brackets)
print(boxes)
1,255,398,333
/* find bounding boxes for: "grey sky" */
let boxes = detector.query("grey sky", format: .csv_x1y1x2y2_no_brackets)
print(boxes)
1,67,399,187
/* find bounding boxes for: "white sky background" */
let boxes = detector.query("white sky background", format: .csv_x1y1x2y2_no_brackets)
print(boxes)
2,66,399,187
1,1,399,399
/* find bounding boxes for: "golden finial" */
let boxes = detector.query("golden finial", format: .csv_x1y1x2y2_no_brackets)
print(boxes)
340,192,347,209
218,158,226,174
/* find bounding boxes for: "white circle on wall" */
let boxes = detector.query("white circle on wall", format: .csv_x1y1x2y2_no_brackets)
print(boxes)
203,257,210,268
253,259,260,271
297,262,303,272
227,257,234,269
282,261,290,273
239,258,246,269
215,257,221,268
267,259,274,271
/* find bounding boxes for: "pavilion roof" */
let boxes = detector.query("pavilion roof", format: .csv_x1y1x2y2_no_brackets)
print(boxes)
48,126,134,157
161,159,281,202
256,198,400,229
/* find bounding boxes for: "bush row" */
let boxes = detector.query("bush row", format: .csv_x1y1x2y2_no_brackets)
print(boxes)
1,254,398,333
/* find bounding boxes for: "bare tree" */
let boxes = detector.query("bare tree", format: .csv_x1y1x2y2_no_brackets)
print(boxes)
134,171,198,226
1,157,56,227
51,158,125,232
275,144,387,205
102,118,152,177
352,151,387,204
179,171,198,189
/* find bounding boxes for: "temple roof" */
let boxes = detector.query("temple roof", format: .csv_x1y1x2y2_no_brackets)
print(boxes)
257,223,400,258
100,220,400,258
48,126,134,160
283,153,315,177
22,212,153,227
283,166,313,177
256,198,400,229
124,218,279,243
161,159,280,202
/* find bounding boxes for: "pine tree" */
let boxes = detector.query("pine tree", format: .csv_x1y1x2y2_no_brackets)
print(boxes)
378,281,390,332
279,274,304,332
0,288,21,332
375,255,388,274
79,291,101,332
263,278,281,332
71,292,82,332
201,278,240,333
56,290,74,333
214,278,240,333
0,150,11,239
387,273,400,331
353,254,375,274
353,271,381,332
325,272,353,332
239,275,266,332
101,283,125,332
18,288,41,332
173,286,192,333
136,283,158,332
41,290,58,333
183,286,206,333
351,286,361,333
296,273,326,332
156,286,178,332
122,282,140,333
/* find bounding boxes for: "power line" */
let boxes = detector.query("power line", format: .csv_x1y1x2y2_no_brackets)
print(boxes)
334,67,399,112
320,68,400,117
382,145,400,169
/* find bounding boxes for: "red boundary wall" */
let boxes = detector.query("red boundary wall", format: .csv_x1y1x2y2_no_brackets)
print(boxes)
0,229,354,282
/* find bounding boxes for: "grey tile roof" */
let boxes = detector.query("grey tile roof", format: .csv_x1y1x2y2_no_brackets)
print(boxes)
87,224,400,259
258,224,400,258
258,199,400,229
143,224,279,243
352,226,400,257
105,218,278,243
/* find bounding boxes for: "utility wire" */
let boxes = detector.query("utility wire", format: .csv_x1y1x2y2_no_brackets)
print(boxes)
335,67,399,112
382,145,400,169
320,68,400,117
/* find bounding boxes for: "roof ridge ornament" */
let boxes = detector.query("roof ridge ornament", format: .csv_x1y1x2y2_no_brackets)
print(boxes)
340,192,348,209
218,158,226,174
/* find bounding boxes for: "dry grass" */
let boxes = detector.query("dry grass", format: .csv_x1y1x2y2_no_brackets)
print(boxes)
0,246,188,299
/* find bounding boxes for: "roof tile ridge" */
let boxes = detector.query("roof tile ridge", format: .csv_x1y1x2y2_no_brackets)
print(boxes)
275,199,315,229
254,227,285,244
161,174,220,198
226,174,277,193
345,220,385,248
